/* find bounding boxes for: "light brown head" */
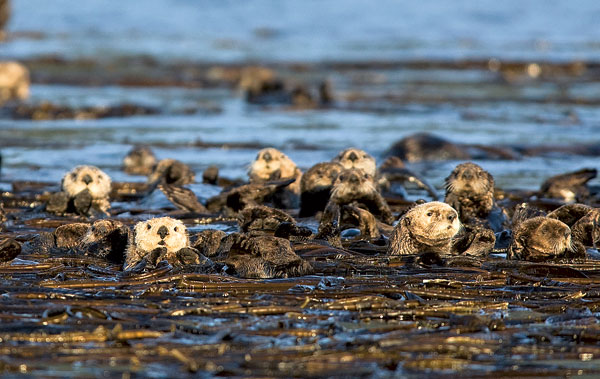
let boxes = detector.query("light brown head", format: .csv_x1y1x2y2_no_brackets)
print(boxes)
248,147,298,181
445,162,494,197
330,168,377,203
332,148,377,177
61,165,111,200
123,146,157,176
0,61,30,100
510,217,573,260
133,217,189,254
401,201,461,243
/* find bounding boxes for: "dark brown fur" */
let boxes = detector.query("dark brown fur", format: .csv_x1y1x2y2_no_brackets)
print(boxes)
216,233,312,278
508,216,584,261
238,205,295,233
539,168,597,203
445,162,507,232
548,204,600,248
329,168,394,224
299,162,344,217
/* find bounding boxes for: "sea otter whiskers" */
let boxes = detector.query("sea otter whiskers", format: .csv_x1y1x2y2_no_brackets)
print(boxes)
508,216,584,261
387,201,461,255
47,165,112,216
125,217,203,269
248,147,302,208
332,148,377,177
445,162,507,232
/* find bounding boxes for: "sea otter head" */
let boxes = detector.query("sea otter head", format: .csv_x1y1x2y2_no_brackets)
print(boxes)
62,165,112,200
333,148,377,177
445,162,494,197
123,145,157,176
330,168,377,202
301,162,344,193
401,201,461,243
249,147,298,181
510,217,572,260
133,217,189,254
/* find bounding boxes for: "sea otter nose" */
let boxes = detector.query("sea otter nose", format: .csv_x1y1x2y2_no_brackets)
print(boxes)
157,225,169,239
349,174,360,184
82,174,93,185
348,151,358,162
262,152,272,162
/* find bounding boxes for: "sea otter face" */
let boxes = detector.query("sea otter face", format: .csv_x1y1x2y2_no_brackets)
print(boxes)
81,219,127,245
330,168,377,201
404,201,461,241
249,148,297,181
513,217,572,259
333,148,377,177
134,217,189,253
123,146,157,176
445,162,494,197
301,162,344,192
62,165,111,199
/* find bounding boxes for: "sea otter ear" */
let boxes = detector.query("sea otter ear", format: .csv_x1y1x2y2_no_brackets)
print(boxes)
402,216,411,227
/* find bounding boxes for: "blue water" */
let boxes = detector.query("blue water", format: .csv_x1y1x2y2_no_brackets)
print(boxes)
4,0,600,62
1,0,600,196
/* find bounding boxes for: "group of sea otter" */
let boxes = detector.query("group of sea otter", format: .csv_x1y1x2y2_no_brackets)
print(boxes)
1,145,598,278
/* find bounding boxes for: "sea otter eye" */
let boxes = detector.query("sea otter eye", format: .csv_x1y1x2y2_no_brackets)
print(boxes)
448,214,455,221
174,227,178,232
426,212,432,217
146,224,151,230
97,175,102,180
71,173,77,179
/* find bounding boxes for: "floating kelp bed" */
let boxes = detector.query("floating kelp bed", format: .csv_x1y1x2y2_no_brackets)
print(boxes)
2,186,600,377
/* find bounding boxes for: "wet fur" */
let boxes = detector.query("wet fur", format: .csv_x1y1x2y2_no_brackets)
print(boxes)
332,148,377,177
123,145,157,176
329,168,394,224
299,162,344,217
125,217,192,269
248,148,302,208
508,216,576,261
445,162,506,232
61,165,112,214
217,233,312,279
387,202,461,255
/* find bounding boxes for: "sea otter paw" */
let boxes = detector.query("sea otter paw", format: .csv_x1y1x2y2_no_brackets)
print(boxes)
73,189,93,216
175,247,202,265
147,247,168,266
46,191,70,215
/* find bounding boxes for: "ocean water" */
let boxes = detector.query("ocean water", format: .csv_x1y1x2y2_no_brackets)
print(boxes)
1,0,600,195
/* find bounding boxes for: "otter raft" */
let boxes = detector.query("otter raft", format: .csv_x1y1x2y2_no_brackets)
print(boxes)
2,1,600,377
